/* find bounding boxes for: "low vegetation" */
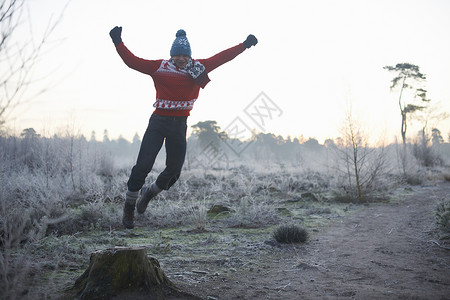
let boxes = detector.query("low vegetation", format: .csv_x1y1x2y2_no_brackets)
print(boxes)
435,198,450,238
1,128,449,298
273,224,309,244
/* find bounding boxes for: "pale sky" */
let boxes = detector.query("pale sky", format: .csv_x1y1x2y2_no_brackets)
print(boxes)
7,0,450,144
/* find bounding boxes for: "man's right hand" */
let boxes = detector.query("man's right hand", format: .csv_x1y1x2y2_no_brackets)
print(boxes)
109,26,122,45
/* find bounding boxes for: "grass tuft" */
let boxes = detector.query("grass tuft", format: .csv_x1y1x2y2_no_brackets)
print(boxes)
435,198,450,235
273,224,309,244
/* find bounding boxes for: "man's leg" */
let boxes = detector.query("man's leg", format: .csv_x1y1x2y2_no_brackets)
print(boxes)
136,117,187,215
155,119,187,191
127,116,165,192
123,115,165,229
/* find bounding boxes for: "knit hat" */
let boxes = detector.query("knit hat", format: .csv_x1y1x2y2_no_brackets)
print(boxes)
170,29,191,57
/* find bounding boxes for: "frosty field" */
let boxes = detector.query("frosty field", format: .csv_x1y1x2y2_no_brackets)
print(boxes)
1,132,449,299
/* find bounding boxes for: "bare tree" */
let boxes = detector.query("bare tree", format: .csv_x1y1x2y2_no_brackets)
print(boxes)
0,0,67,125
334,107,388,202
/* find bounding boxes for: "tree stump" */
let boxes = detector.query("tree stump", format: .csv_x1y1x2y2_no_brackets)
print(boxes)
70,247,199,300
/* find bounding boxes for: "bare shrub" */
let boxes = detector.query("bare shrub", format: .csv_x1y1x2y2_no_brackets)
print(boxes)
332,111,391,202
412,129,443,167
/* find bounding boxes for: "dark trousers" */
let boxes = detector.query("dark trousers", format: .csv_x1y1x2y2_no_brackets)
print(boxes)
127,114,187,192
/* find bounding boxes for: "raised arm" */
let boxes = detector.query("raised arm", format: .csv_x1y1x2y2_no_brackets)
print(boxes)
200,34,258,73
109,26,160,75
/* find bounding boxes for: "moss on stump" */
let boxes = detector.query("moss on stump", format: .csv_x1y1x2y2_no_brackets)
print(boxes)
71,247,199,300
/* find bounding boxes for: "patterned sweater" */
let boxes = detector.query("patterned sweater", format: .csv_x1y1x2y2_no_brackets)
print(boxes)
115,42,247,116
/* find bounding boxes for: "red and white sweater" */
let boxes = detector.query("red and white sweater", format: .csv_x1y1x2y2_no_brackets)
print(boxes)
115,42,247,116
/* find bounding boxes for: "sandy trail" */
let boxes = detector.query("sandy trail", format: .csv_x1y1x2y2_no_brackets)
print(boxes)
183,182,450,299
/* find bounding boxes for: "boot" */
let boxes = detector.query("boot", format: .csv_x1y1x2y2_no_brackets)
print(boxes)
122,190,138,229
136,182,161,214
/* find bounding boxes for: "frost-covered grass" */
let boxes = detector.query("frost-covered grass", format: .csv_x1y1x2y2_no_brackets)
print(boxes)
435,198,450,238
2,131,450,298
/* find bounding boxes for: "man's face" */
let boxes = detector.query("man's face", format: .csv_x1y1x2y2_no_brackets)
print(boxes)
172,55,190,69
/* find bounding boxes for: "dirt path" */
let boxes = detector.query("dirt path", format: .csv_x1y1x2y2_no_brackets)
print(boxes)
182,182,450,299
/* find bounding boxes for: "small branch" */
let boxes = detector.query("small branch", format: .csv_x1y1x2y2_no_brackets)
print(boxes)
429,240,450,251
348,277,367,281
276,282,291,291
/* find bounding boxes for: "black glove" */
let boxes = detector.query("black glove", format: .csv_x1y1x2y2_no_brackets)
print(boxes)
243,34,258,48
109,26,122,45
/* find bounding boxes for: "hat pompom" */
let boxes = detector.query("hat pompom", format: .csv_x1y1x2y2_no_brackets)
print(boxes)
176,29,186,37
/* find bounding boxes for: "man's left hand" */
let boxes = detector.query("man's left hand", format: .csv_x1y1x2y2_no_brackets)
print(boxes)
244,34,258,48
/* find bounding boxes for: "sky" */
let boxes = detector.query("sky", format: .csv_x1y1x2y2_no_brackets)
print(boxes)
6,0,450,144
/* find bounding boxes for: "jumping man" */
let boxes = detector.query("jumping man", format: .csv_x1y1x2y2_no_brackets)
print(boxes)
109,27,258,229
